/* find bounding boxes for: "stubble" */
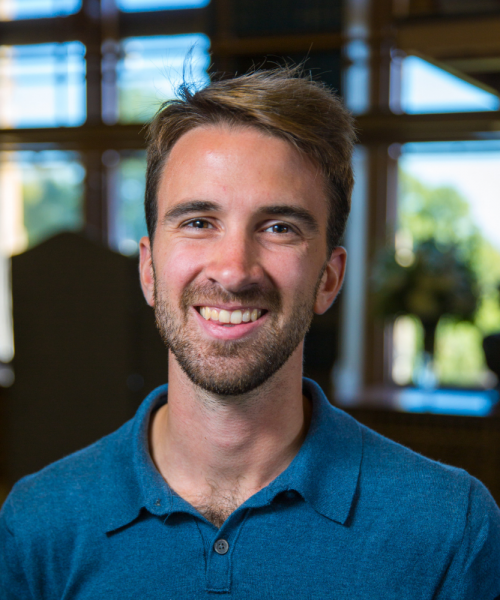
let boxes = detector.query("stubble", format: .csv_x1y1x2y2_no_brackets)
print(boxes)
153,275,323,397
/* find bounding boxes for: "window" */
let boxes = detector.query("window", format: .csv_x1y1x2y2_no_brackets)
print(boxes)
0,150,84,255
107,151,147,255
0,150,84,365
393,141,500,389
397,56,500,114
0,0,81,20
0,42,86,128
117,34,210,123
117,0,209,10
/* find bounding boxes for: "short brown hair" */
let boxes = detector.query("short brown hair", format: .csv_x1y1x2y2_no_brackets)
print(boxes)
145,65,356,254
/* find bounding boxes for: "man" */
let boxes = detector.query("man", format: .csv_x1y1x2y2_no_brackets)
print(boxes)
1,66,500,599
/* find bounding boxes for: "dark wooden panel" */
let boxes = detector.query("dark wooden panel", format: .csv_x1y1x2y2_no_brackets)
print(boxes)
233,0,342,37
7,232,168,483
233,50,343,93
118,7,210,38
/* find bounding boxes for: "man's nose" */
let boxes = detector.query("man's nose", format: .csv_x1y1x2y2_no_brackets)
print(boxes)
204,232,262,293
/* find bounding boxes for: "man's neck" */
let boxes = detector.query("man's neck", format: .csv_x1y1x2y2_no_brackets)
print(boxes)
149,347,310,526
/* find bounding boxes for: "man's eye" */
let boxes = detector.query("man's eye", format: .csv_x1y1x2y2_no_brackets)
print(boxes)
266,223,291,234
186,219,212,229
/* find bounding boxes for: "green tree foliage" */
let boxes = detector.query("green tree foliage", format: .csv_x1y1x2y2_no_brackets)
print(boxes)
398,171,500,386
117,155,148,250
22,161,83,249
399,173,476,249
118,88,162,123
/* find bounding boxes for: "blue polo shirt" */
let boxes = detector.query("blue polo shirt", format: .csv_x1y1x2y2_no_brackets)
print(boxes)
1,379,500,599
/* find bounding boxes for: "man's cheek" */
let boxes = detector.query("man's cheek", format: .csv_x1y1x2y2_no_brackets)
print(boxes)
161,250,202,284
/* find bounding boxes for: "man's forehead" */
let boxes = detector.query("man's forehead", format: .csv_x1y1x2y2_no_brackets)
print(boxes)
157,124,329,218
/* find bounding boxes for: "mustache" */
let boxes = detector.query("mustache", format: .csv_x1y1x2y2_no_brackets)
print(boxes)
181,281,282,312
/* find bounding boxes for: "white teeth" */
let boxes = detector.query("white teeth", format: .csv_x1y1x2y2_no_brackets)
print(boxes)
200,307,263,324
219,309,230,323
230,310,242,324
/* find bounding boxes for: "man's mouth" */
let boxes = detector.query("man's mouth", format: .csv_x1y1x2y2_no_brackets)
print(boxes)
197,306,264,325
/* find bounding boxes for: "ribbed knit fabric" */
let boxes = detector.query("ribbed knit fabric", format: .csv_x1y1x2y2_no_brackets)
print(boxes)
1,378,500,599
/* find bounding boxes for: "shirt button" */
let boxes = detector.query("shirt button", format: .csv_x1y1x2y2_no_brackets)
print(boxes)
214,539,229,555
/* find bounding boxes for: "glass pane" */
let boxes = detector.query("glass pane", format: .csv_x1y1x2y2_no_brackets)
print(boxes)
0,0,81,20
0,150,84,363
118,0,209,10
108,151,147,256
400,56,500,114
0,42,86,128
117,34,210,124
343,40,370,115
392,141,500,389
0,150,85,256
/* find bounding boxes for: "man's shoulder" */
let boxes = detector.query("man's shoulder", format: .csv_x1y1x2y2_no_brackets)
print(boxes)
307,379,488,516
343,410,472,502
337,407,496,533
1,418,134,535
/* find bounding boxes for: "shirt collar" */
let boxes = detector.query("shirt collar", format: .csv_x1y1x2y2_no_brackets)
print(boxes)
265,378,362,525
101,383,170,533
102,378,362,533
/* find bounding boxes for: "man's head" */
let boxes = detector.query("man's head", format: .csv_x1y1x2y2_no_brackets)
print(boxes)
139,66,356,396
145,65,356,257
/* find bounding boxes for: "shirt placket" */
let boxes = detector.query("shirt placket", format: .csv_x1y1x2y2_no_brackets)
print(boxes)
196,508,251,594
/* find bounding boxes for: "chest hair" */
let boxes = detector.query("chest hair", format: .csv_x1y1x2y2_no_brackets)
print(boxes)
189,486,244,529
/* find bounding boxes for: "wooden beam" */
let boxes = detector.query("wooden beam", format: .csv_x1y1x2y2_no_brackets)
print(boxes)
118,7,210,38
0,124,146,151
396,14,500,60
0,9,210,47
356,111,500,144
3,109,500,152
0,14,82,46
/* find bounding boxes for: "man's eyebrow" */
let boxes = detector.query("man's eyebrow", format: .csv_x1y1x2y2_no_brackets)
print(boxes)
161,201,320,233
161,201,222,224
257,205,320,233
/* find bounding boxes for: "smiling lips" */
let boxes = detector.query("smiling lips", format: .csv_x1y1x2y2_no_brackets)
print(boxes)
199,307,263,324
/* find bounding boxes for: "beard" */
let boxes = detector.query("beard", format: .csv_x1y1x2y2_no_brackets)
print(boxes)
153,275,322,396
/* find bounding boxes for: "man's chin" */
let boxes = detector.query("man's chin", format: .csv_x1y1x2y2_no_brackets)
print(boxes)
174,352,277,397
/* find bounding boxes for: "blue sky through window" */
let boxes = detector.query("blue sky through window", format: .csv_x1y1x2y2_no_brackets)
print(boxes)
117,33,210,123
117,0,209,11
401,56,500,113
0,0,81,20
0,42,86,128
400,141,500,252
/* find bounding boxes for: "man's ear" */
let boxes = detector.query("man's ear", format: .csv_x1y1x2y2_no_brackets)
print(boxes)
314,247,347,315
139,236,155,307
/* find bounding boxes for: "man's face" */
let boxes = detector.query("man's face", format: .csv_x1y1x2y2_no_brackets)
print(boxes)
140,124,346,396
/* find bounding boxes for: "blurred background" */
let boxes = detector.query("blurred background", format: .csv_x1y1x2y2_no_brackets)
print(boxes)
1,0,500,504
